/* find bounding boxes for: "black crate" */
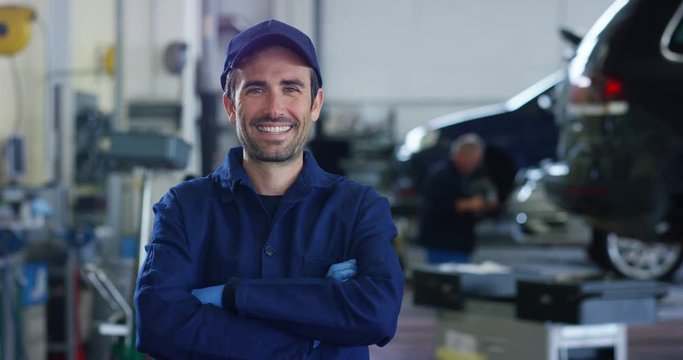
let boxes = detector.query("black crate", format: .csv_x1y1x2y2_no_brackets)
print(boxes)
412,262,540,310
516,279,668,324
413,267,464,310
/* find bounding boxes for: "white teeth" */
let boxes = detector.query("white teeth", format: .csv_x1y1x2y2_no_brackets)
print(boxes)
257,125,291,134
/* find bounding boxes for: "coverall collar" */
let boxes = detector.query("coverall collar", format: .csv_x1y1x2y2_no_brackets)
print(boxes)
213,147,340,202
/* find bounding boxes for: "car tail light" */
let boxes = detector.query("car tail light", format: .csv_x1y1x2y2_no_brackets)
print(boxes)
603,77,624,101
567,75,629,116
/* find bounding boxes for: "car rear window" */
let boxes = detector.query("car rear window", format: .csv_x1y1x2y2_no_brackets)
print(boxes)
672,24,683,53
664,4,683,57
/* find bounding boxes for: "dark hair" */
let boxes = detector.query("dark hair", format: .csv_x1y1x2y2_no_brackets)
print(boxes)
224,67,320,107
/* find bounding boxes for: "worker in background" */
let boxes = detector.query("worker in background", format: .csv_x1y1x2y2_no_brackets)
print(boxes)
417,133,498,263
134,19,403,359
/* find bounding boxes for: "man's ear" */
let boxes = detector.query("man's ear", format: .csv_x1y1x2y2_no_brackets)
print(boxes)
223,93,237,125
310,88,324,122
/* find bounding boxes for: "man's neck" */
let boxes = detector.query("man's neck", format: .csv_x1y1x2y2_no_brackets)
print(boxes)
242,155,304,195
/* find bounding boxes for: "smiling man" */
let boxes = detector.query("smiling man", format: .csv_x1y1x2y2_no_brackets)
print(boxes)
134,19,404,359
225,44,323,195
227,46,319,163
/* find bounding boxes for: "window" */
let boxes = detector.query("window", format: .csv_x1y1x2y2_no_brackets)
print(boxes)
662,3,683,60
670,17,683,53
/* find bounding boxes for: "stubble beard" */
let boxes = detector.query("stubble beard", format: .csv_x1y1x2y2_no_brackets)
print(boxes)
237,114,311,164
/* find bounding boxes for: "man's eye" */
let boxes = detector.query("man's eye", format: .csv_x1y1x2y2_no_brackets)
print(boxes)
284,87,301,93
245,87,264,94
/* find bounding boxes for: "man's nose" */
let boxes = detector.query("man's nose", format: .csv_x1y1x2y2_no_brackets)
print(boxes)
266,92,285,118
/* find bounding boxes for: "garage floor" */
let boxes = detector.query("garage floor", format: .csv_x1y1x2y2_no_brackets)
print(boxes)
370,244,683,360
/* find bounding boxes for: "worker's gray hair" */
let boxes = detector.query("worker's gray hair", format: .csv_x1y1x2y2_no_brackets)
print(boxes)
450,133,485,156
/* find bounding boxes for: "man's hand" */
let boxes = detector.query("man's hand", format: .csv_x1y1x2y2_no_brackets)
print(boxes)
191,284,224,307
326,259,357,282
455,195,487,213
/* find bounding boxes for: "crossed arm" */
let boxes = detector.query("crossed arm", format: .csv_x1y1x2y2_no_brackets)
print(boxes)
135,193,404,359
191,259,358,306
191,259,357,350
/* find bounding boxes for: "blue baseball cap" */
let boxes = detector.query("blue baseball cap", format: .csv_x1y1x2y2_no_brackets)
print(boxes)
220,19,322,90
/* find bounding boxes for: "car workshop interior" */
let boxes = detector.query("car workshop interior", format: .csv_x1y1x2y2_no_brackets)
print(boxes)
1,0,683,359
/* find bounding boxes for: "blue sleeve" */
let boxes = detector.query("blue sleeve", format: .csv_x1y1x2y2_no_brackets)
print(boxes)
234,191,404,347
134,191,310,359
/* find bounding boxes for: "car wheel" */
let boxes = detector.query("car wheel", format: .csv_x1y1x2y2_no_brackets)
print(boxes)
593,230,683,281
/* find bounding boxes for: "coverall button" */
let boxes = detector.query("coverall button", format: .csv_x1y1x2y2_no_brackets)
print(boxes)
264,245,275,256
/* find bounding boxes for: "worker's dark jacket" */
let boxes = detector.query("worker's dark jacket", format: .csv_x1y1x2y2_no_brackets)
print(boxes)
135,147,404,359
418,159,477,253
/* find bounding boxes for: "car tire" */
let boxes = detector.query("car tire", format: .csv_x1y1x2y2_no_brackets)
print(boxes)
591,229,683,281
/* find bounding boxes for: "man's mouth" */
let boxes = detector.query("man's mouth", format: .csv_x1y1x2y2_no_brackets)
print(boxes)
257,125,293,134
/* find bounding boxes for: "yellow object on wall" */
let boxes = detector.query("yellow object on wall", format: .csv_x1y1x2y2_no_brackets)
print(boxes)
0,6,35,55
103,45,115,76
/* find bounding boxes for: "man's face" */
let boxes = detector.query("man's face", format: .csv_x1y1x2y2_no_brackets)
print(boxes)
223,46,324,164
454,148,483,175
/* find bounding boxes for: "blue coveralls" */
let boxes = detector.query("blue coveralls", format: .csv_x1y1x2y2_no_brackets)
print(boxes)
418,159,477,263
135,148,404,359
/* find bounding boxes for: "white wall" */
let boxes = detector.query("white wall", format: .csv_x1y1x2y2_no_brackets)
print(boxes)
72,0,115,112
124,0,188,101
220,0,271,26
320,0,614,140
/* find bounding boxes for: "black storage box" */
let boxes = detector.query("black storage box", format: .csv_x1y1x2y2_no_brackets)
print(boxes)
412,263,539,309
516,279,668,324
413,266,464,310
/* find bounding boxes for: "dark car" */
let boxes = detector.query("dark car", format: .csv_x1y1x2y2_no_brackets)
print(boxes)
393,72,561,215
545,0,683,279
